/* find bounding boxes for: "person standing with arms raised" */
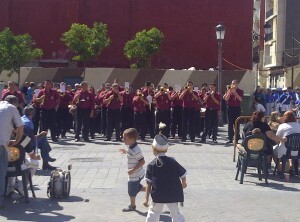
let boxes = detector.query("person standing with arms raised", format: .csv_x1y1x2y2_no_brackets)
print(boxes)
103,83,123,141
179,81,199,142
154,85,172,137
36,80,59,142
199,83,221,143
73,81,95,142
223,80,244,143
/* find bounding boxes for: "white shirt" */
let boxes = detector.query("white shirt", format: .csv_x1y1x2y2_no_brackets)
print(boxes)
127,144,145,181
275,122,300,158
0,101,23,147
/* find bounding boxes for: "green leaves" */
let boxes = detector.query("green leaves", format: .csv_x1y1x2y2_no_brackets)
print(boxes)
0,27,43,79
61,22,111,63
124,27,164,69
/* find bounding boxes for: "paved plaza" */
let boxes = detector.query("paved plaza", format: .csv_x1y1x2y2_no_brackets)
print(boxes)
1,126,300,222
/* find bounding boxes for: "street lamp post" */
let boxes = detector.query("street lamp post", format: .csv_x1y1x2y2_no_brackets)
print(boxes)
215,24,225,95
292,33,295,89
215,24,225,126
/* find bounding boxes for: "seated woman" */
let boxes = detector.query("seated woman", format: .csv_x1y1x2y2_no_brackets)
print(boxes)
269,111,282,132
274,111,300,175
243,111,286,168
21,106,57,170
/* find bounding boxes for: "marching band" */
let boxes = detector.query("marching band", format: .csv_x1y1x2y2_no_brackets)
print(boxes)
2,79,300,144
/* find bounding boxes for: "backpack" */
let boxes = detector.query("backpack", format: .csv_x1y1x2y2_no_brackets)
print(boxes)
47,165,72,198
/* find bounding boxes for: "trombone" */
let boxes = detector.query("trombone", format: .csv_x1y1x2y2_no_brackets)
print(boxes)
37,95,46,105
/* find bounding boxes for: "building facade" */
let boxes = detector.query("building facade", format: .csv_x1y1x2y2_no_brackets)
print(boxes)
263,0,300,88
0,0,253,70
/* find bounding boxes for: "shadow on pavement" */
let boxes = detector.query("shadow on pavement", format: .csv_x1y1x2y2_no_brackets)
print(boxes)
244,173,300,192
134,209,173,222
0,196,84,221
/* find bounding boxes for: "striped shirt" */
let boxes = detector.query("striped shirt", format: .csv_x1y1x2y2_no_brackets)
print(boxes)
127,143,145,181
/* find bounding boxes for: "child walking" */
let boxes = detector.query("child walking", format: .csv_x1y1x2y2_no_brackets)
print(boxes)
120,128,146,212
143,126,187,222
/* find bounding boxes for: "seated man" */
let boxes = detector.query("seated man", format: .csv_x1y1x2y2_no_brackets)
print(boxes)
6,134,40,197
22,106,57,170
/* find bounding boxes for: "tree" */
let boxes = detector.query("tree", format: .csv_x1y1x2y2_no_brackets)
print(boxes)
0,27,43,85
124,27,164,69
61,22,111,73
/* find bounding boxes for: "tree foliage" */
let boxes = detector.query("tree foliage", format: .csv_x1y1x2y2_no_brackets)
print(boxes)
61,22,111,65
124,27,164,69
0,27,43,83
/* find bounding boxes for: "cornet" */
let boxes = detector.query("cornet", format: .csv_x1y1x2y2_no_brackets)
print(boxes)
38,95,46,105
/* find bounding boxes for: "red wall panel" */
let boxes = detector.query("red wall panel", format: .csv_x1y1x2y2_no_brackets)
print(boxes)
0,0,253,70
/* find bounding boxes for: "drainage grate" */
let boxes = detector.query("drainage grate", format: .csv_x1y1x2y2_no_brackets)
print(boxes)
69,157,104,162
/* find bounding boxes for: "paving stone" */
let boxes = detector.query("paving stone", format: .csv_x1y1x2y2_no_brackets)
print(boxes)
2,126,300,221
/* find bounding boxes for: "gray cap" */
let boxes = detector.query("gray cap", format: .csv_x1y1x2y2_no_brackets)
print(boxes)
152,134,169,152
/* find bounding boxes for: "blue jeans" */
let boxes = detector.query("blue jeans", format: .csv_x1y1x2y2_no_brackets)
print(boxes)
37,136,51,162
0,145,8,197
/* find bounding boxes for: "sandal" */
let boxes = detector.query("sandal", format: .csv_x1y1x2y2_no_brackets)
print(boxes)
122,205,136,212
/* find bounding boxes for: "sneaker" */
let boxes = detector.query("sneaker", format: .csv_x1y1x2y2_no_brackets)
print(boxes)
212,139,218,144
42,163,57,170
199,139,206,143
15,179,24,197
226,140,233,144
5,186,15,197
0,197,4,209
48,157,56,162
52,137,59,142
122,205,136,212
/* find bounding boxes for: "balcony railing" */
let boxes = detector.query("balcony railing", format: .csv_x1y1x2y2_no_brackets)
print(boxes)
264,55,273,66
264,32,273,42
266,8,273,18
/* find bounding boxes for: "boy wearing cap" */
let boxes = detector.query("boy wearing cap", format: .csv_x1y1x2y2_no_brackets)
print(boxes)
144,131,187,222
120,128,146,212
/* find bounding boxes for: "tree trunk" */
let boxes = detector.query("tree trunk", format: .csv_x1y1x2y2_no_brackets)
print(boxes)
17,70,20,86
83,62,86,80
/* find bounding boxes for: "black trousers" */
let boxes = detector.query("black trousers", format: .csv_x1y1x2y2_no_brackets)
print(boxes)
101,107,107,136
40,109,57,139
121,107,134,133
227,106,241,140
76,108,91,139
94,109,102,134
89,116,96,137
106,109,121,140
57,108,69,137
182,107,195,140
146,107,155,138
155,109,170,137
201,109,218,140
170,106,182,137
194,109,201,137
33,107,41,135
134,112,146,139
67,111,74,131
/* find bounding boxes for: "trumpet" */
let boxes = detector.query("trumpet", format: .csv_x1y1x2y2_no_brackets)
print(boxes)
37,95,46,105
160,87,165,92
59,90,65,96
138,93,144,97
